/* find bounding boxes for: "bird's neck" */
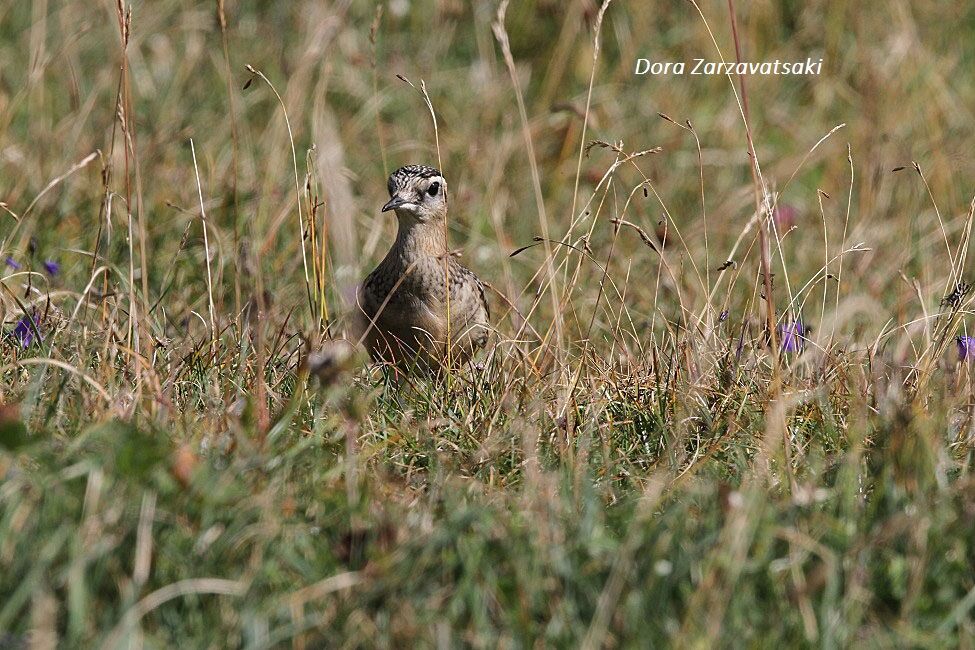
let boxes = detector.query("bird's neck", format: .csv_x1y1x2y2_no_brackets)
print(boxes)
393,218,448,259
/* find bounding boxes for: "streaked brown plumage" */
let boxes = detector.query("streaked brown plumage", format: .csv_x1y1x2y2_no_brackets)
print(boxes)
355,165,489,368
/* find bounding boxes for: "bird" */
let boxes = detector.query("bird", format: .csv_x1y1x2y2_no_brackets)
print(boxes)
354,164,490,369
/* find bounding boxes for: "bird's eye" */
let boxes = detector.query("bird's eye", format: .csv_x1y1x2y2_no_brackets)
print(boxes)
427,181,440,197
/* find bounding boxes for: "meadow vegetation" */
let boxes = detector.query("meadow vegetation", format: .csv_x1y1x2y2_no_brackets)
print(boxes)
2,0,975,646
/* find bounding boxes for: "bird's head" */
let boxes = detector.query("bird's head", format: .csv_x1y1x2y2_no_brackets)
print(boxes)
382,164,447,224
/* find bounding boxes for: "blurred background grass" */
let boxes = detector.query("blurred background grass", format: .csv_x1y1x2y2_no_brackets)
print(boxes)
3,0,975,646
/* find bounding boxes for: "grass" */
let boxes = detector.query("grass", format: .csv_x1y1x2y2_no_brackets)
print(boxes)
3,0,975,646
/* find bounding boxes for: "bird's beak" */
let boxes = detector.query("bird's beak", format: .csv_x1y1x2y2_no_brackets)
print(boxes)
382,195,407,213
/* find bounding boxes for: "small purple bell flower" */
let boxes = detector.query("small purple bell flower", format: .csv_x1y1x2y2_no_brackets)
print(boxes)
11,312,40,348
956,336,975,362
778,320,805,353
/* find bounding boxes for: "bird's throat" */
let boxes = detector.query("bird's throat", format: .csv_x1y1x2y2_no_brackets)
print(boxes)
394,218,449,259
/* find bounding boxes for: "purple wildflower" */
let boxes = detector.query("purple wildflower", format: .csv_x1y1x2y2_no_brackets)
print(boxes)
42,260,60,276
11,312,40,348
957,336,975,362
778,320,804,353
4,257,20,270
773,204,798,231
